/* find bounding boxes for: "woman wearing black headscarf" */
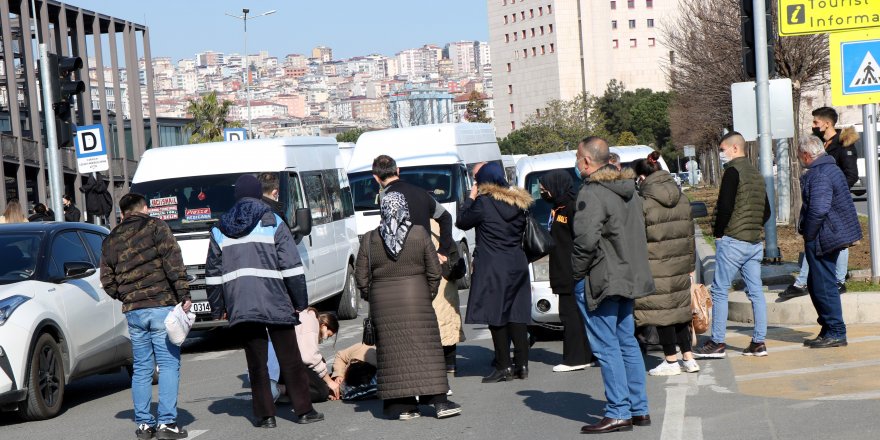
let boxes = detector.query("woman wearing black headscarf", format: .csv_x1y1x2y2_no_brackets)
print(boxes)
457,162,534,383
355,192,462,420
539,170,596,372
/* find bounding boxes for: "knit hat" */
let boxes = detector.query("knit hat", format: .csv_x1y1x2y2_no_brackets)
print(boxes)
234,174,262,200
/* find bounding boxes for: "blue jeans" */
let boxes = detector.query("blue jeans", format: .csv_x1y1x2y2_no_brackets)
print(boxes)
126,306,181,426
805,241,846,339
711,236,767,344
575,281,648,420
794,248,848,286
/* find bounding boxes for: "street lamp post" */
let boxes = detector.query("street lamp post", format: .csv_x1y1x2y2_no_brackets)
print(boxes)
226,8,276,138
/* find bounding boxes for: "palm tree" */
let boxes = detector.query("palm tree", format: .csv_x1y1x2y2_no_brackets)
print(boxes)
184,91,241,143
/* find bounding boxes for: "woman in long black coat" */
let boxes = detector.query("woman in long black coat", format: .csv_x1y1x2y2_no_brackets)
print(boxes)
355,192,462,420
538,170,595,372
456,162,533,383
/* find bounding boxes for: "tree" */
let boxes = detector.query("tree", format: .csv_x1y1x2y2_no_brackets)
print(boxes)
184,91,240,143
336,128,366,143
596,80,671,147
464,91,492,123
498,93,608,155
616,131,639,146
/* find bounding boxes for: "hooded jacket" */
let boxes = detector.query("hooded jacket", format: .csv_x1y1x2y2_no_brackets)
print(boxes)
205,198,308,326
456,183,534,325
799,154,863,256
540,170,578,295
824,127,860,189
634,170,695,327
572,166,655,311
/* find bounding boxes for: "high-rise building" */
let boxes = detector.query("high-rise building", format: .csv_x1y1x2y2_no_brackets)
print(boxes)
312,46,333,63
488,0,679,137
196,50,224,67
475,41,491,74
446,41,478,76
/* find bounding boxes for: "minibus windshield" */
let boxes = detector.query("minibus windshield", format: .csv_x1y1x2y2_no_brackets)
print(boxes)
349,165,462,211
523,169,583,225
131,172,280,233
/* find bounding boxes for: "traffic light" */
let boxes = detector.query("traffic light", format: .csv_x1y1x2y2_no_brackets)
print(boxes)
740,0,776,79
46,53,85,148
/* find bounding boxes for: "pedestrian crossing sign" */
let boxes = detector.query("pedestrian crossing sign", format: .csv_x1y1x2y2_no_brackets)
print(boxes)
830,28,880,106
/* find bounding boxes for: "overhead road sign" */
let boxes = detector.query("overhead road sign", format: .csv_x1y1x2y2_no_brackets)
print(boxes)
778,0,880,36
223,128,247,142
74,124,109,173
830,28,880,106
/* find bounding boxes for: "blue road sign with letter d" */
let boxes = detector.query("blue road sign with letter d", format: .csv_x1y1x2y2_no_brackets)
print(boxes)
223,128,247,142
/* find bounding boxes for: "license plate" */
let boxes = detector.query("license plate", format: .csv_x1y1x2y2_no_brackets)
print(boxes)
191,301,211,314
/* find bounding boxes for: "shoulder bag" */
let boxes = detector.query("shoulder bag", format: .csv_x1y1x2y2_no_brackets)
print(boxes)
690,279,712,335
362,230,377,346
522,210,554,263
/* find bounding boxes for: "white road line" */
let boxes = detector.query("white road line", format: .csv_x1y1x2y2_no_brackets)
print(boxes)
660,386,688,440
735,358,880,382
760,335,880,354
682,417,704,440
188,350,239,362
813,390,880,401
188,430,209,439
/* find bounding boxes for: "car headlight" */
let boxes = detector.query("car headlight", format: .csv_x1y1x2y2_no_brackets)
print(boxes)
532,258,550,282
0,295,30,326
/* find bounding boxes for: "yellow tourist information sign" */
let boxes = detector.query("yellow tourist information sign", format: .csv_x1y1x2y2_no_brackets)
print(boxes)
778,0,880,36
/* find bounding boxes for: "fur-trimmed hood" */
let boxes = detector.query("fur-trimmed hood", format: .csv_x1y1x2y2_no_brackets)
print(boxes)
587,165,637,202
838,126,859,147
478,183,534,221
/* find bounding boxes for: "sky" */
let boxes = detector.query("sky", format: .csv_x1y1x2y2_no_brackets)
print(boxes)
70,0,489,62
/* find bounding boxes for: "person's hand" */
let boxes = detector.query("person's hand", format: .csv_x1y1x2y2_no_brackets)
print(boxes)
181,299,192,313
437,253,448,264
334,376,345,385
327,380,341,400
469,184,479,200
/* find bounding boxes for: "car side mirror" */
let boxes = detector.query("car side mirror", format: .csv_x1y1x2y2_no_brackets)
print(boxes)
64,261,96,280
690,202,709,219
291,208,313,240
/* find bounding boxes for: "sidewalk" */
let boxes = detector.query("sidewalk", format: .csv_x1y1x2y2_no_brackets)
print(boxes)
694,226,880,325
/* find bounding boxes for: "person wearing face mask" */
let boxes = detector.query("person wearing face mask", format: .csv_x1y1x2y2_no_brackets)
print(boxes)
259,173,288,224
539,170,595,373
782,107,860,300
693,132,772,360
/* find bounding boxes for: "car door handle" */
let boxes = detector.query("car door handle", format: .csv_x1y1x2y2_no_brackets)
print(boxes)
48,288,56,292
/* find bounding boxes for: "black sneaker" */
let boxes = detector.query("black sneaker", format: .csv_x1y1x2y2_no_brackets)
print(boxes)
435,401,462,419
809,337,848,349
156,423,187,440
136,424,156,440
692,340,727,359
295,409,325,424
838,282,847,294
804,335,825,346
779,284,808,300
742,341,768,357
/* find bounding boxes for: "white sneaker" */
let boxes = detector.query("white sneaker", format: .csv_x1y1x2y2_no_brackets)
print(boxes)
682,359,700,373
447,389,453,396
648,361,682,376
552,363,592,372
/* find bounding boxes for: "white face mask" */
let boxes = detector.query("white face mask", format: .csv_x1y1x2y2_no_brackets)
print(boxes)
719,151,731,165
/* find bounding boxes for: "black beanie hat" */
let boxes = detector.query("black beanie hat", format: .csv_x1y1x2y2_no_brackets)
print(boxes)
234,174,262,201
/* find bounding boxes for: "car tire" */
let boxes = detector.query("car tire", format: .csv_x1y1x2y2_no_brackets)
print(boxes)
456,243,472,290
19,333,65,421
335,264,359,320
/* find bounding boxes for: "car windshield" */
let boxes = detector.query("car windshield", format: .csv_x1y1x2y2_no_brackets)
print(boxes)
523,169,583,225
349,165,461,211
131,172,279,233
0,233,42,284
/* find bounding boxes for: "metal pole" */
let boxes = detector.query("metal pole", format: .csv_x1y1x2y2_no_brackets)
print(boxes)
39,44,64,222
244,11,251,138
862,103,880,282
752,0,779,260
92,172,100,225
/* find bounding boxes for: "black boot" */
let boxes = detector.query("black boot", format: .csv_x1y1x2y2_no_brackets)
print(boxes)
258,416,276,428
481,367,513,383
513,365,529,380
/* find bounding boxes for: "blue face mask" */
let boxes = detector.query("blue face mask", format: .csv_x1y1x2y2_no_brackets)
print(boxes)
574,163,582,179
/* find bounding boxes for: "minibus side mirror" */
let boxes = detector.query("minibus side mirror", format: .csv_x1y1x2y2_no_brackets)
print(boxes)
291,208,313,240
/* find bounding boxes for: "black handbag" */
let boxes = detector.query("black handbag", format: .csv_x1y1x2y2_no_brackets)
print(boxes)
362,231,377,346
522,211,555,263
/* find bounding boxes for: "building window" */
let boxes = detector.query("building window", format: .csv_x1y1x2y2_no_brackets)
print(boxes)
629,19,636,29
548,4,552,13
549,24,554,33
531,28,536,37
504,15,509,24
509,104,515,113
611,1,616,9
648,37,656,46
612,20,618,29
646,0,653,7
540,25,545,34
514,50,519,59
521,11,525,20
508,85,513,94
513,14,517,22
530,9,534,17
630,38,637,47
506,62,512,72
523,48,528,58
505,34,510,43
514,33,518,41
511,121,516,130
503,0,507,5
647,18,655,28
532,47,537,56
628,0,635,8
550,43,555,52
541,45,546,54
539,6,544,15
613,39,619,49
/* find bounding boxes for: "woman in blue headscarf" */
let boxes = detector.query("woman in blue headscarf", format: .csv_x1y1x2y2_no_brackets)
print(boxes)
456,162,534,383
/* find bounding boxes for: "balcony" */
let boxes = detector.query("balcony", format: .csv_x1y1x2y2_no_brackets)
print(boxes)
1,134,136,180
1,133,38,164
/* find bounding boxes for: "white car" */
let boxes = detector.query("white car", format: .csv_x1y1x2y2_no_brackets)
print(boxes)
0,222,131,420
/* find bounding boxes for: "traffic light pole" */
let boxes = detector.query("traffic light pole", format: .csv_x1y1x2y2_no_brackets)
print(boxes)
752,0,780,260
39,43,64,222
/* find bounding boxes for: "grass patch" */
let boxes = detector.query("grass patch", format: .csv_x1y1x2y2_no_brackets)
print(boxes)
844,280,880,292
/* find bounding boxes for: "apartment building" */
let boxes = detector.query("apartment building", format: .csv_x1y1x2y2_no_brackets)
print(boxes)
488,0,678,137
